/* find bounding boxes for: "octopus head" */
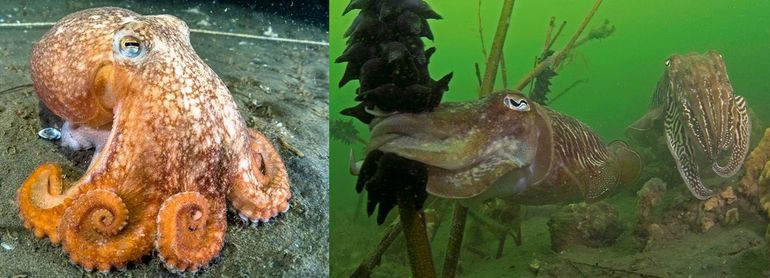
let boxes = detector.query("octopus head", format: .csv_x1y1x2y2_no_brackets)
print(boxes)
29,7,205,128
367,91,554,201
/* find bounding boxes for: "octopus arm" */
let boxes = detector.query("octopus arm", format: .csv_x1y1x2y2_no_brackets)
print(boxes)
17,164,84,244
59,188,158,272
227,130,291,222
156,192,226,272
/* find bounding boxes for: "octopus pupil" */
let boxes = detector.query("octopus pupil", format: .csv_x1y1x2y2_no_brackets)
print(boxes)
119,37,142,58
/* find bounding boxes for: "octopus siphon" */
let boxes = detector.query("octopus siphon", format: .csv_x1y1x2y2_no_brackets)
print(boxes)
360,91,641,205
627,51,750,200
16,7,291,272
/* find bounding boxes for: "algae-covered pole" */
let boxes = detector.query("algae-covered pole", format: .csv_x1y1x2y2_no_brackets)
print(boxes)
398,195,436,278
514,0,603,91
441,203,468,278
480,0,516,96
352,218,404,277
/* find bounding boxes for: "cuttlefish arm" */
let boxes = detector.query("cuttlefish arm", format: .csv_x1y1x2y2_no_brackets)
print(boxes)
665,95,714,199
711,95,750,177
368,91,640,204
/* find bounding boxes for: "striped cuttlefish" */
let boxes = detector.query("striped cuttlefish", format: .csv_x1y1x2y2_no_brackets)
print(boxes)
627,51,751,200
359,91,641,205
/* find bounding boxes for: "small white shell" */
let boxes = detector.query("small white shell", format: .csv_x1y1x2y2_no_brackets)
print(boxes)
38,127,62,141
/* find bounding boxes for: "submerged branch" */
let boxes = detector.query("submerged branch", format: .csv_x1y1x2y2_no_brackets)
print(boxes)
549,78,588,104
514,0,603,91
352,218,403,277
441,203,469,278
480,0,516,96
477,0,489,62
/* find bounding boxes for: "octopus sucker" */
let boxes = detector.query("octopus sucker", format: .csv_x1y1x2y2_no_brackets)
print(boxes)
156,192,226,272
628,51,750,200
17,7,291,271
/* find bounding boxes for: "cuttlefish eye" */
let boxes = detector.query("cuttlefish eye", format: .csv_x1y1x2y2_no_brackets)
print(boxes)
503,95,530,112
117,35,143,58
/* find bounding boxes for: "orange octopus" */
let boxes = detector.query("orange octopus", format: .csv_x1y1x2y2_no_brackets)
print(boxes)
16,7,291,272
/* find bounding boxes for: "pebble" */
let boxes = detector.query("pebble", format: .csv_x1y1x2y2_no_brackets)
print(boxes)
1,242,14,251
38,127,61,141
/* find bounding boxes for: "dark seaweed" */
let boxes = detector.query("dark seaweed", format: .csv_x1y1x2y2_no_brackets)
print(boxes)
338,0,450,224
530,50,557,105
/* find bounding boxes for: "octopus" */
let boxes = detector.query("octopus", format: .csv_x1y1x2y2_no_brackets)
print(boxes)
627,51,750,200
361,91,642,205
16,7,291,272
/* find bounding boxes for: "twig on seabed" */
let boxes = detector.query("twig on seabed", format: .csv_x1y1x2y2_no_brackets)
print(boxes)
566,259,663,278
278,136,304,157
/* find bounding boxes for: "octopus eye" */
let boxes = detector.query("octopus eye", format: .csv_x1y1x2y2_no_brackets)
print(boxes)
504,95,530,112
665,59,671,67
118,36,143,58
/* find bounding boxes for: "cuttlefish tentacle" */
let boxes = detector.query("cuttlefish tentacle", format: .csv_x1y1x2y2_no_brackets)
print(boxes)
227,130,291,222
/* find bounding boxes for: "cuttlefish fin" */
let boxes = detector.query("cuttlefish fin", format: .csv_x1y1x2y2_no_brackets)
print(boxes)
629,105,665,132
580,141,643,202
608,140,643,186
665,104,714,200
626,105,665,144
712,95,750,177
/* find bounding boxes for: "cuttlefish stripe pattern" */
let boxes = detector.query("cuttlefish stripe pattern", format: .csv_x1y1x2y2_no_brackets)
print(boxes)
659,52,751,200
664,89,713,199
547,109,616,199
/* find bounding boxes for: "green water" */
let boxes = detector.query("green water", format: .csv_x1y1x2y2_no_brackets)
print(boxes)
330,1,770,277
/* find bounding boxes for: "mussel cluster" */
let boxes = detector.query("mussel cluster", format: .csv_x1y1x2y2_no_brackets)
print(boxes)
337,0,452,224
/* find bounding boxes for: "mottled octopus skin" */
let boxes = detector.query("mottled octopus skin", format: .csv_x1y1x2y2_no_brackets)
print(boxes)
17,7,291,272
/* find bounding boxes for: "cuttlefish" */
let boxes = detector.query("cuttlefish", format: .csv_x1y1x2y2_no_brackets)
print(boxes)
359,91,641,204
627,51,750,200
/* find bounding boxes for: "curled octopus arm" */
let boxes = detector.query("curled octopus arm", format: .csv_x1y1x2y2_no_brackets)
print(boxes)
17,163,87,244
228,130,291,223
